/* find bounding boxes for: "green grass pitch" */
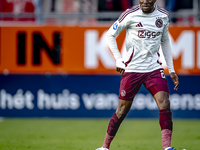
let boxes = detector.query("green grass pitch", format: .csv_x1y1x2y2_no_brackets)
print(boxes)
0,118,199,150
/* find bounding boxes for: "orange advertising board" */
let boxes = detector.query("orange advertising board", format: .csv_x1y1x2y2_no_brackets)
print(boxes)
0,25,200,75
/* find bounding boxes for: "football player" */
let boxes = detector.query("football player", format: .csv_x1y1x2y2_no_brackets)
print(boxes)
96,0,179,150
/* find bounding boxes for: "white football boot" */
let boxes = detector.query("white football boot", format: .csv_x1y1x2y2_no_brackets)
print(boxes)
165,147,176,150
96,147,109,150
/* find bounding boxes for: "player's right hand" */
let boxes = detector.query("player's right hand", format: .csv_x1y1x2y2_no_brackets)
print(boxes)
169,72,179,91
116,58,125,74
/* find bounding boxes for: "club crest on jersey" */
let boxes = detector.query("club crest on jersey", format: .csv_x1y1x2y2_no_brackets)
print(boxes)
155,18,163,28
113,22,118,30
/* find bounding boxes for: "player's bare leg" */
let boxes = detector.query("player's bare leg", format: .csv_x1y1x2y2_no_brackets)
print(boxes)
154,91,173,150
102,99,132,149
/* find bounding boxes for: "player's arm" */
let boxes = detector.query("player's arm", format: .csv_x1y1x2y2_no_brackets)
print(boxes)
161,21,179,91
106,19,128,74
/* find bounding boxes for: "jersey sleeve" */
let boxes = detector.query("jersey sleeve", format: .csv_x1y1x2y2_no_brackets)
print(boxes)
108,8,130,37
106,10,130,60
161,21,175,73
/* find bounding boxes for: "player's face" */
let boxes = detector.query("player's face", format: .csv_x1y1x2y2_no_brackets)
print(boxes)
139,0,156,13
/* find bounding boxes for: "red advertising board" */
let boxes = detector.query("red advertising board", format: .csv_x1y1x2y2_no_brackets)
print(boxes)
0,25,200,75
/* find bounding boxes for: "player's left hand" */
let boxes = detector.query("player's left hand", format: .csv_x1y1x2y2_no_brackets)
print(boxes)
169,72,179,91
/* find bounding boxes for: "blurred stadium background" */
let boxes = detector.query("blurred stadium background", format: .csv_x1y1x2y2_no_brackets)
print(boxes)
0,0,200,150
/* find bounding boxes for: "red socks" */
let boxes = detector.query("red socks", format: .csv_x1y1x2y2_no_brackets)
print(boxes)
103,113,124,149
161,129,172,150
102,109,173,150
102,133,115,149
107,113,124,136
159,109,173,131
159,109,173,150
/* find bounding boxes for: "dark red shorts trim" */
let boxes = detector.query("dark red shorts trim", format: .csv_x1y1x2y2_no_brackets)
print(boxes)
148,84,169,96
119,69,169,101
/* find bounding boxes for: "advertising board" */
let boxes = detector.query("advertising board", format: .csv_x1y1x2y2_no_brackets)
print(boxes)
0,26,200,74
0,74,199,118
0,25,199,118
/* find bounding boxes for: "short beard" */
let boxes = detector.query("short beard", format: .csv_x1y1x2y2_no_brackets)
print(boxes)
142,9,151,13
142,8,154,14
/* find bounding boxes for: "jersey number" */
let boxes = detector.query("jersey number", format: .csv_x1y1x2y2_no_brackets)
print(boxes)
160,70,166,78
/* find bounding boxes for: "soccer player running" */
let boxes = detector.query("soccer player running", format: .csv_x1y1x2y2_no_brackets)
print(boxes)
96,0,179,150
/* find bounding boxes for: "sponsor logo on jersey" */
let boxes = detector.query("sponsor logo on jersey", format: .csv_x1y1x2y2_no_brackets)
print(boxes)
155,18,163,28
138,30,160,38
113,22,118,30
